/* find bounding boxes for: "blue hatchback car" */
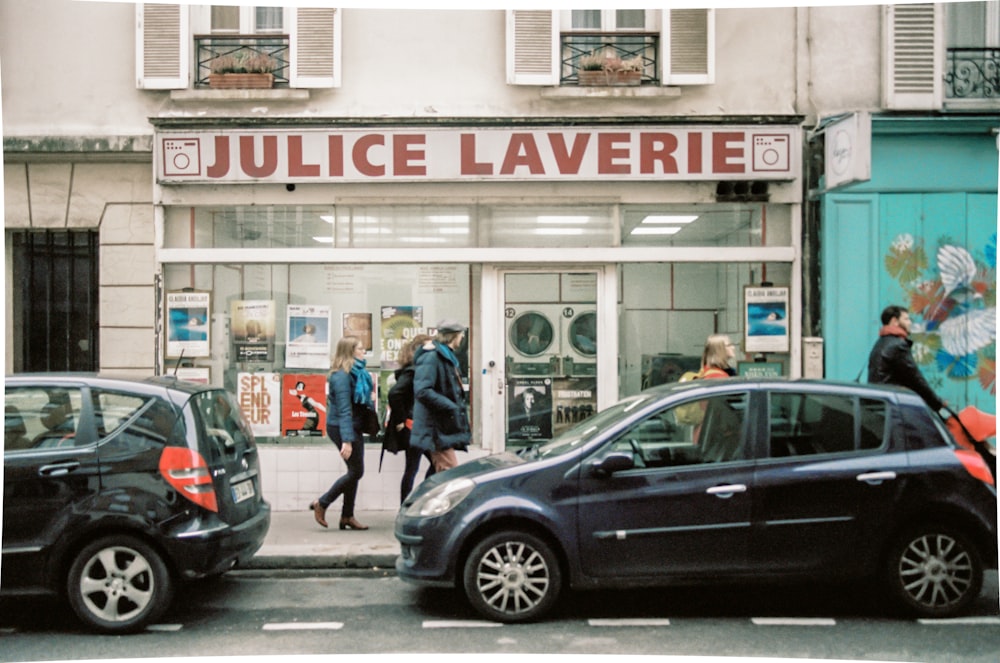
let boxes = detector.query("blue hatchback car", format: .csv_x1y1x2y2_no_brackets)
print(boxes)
395,379,997,622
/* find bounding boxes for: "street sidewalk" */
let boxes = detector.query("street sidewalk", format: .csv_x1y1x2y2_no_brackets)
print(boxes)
245,509,401,571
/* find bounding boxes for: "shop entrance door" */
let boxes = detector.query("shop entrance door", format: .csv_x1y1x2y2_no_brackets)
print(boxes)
497,269,612,450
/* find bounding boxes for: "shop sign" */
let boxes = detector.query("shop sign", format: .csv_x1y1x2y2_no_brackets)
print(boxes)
157,125,800,184
823,112,871,189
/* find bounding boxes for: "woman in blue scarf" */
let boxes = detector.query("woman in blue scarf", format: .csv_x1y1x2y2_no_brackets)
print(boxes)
310,336,373,530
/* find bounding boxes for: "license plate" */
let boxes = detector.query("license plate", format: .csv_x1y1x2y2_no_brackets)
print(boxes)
231,479,255,503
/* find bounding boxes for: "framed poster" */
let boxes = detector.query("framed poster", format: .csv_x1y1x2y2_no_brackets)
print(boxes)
508,378,553,441
232,300,275,362
744,286,790,353
737,361,784,378
286,304,332,369
343,312,373,353
165,291,210,358
380,305,425,370
236,372,282,437
282,373,327,437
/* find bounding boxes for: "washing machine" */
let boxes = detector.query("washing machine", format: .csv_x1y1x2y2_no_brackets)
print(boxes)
561,306,597,376
505,305,563,376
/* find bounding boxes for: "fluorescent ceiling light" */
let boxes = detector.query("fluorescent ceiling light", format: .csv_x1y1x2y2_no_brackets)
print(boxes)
631,227,682,236
319,215,335,224
641,215,698,224
428,215,469,224
537,216,590,225
400,237,449,244
536,228,584,235
312,236,334,243
438,228,469,235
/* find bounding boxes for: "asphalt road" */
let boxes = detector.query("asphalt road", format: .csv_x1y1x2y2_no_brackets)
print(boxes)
2,570,998,662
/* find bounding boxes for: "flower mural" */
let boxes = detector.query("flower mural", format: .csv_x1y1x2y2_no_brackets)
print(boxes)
885,232,997,395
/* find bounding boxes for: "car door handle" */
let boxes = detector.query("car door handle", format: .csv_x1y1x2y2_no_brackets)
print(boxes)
706,484,747,498
39,461,81,477
856,471,897,485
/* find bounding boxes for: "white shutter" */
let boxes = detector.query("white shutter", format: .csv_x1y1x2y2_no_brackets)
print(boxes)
883,3,942,109
506,10,559,86
136,3,189,90
662,8,714,86
290,7,341,88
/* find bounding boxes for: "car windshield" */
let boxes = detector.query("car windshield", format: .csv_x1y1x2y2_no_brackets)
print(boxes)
521,392,658,460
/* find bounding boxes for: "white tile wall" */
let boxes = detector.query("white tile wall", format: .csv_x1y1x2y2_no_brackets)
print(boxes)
258,444,490,512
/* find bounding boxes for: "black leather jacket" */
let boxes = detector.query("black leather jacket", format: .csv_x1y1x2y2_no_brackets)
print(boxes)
867,332,944,411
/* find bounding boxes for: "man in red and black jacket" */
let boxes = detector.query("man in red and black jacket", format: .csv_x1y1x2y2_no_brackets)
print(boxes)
867,304,946,413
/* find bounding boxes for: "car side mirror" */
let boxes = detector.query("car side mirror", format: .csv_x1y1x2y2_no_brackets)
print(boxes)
591,452,635,477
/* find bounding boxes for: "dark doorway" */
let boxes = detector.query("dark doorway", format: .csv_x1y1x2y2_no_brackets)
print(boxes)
10,231,99,372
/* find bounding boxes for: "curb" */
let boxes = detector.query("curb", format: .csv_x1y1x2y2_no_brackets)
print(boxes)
245,552,399,570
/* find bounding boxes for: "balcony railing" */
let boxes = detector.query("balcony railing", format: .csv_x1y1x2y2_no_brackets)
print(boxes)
560,32,660,86
945,47,999,99
194,34,290,88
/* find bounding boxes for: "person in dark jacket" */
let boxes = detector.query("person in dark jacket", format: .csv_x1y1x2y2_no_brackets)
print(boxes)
411,319,470,473
867,305,945,412
309,336,372,531
387,334,436,503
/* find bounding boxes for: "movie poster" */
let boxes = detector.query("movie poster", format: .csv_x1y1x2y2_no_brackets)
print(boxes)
551,376,597,436
286,304,332,369
380,305,425,370
343,312,373,353
508,378,553,441
166,291,210,358
236,372,281,437
232,300,276,361
282,373,327,437
744,286,790,353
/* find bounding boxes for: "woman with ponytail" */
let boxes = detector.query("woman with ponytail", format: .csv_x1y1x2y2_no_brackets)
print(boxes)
310,336,372,530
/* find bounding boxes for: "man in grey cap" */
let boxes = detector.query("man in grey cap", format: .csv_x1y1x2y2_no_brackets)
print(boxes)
410,319,470,472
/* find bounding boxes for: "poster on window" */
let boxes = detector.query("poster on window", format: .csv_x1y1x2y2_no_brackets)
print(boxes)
174,367,210,385
744,286,790,353
551,376,597,436
166,291,210,358
342,313,373,353
232,300,275,362
508,378,553,441
380,306,425,370
237,372,281,437
281,373,327,437
286,304,332,369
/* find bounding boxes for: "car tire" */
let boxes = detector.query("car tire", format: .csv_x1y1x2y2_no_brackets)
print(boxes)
883,524,983,618
66,535,173,634
462,530,561,623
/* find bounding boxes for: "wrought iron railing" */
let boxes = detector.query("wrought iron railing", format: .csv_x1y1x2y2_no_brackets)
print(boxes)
560,32,660,86
194,34,290,87
945,47,999,99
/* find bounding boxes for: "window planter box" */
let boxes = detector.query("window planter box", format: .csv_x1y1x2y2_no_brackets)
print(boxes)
209,73,275,89
577,70,641,87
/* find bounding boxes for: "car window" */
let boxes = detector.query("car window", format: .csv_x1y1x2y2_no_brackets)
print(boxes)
92,389,178,452
190,389,255,460
4,386,84,450
768,392,888,458
608,392,750,468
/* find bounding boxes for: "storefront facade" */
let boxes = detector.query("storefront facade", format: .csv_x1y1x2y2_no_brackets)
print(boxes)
154,118,804,510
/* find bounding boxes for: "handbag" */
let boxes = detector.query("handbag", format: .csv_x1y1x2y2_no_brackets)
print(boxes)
355,403,382,437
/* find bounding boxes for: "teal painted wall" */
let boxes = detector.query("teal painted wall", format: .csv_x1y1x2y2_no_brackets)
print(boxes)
822,128,997,414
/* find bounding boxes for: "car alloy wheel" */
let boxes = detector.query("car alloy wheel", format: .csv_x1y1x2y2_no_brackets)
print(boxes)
462,530,561,623
67,535,173,633
885,525,983,618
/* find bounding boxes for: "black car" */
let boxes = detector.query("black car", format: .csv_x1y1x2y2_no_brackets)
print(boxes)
395,379,997,622
3,374,270,633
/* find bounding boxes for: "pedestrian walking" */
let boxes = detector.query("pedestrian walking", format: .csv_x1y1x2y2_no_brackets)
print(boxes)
387,334,436,503
867,305,946,412
701,333,737,378
411,319,471,473
309,336,373,530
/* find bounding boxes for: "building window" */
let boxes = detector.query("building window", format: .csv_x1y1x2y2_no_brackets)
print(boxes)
560,9,658,85
945,1,1000,100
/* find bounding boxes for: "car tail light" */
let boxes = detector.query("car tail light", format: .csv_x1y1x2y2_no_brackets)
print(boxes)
159,447,219,512
954,449,995,487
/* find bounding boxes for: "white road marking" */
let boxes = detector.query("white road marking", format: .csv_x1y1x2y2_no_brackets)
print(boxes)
918,616,1000,625
588,618,672,626
423,620,503,628
262,622,345,630
145,624,183,632
751,617,837,626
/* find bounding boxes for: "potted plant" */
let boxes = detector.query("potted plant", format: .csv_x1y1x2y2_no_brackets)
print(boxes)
208,52,277,89
577,51,643,87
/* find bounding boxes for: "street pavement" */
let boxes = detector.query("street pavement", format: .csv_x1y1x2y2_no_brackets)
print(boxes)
246,509,401,570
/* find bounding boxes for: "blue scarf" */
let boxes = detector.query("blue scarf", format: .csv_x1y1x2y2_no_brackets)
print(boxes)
350,358,374,406
436,341,460,368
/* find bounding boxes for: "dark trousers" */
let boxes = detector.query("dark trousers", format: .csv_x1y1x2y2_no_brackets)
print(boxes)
400,446,435,503
319,437,365,518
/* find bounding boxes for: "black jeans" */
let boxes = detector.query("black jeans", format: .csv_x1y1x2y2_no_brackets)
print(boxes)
400,446,435,504
319,437,365,518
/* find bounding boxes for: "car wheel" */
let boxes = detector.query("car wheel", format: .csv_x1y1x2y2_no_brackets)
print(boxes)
462,530,561,623
883,524,983,618
66,535,173,633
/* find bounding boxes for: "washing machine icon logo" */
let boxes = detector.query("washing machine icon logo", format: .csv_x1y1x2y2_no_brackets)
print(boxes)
162,138,202,177
751,134,789,172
